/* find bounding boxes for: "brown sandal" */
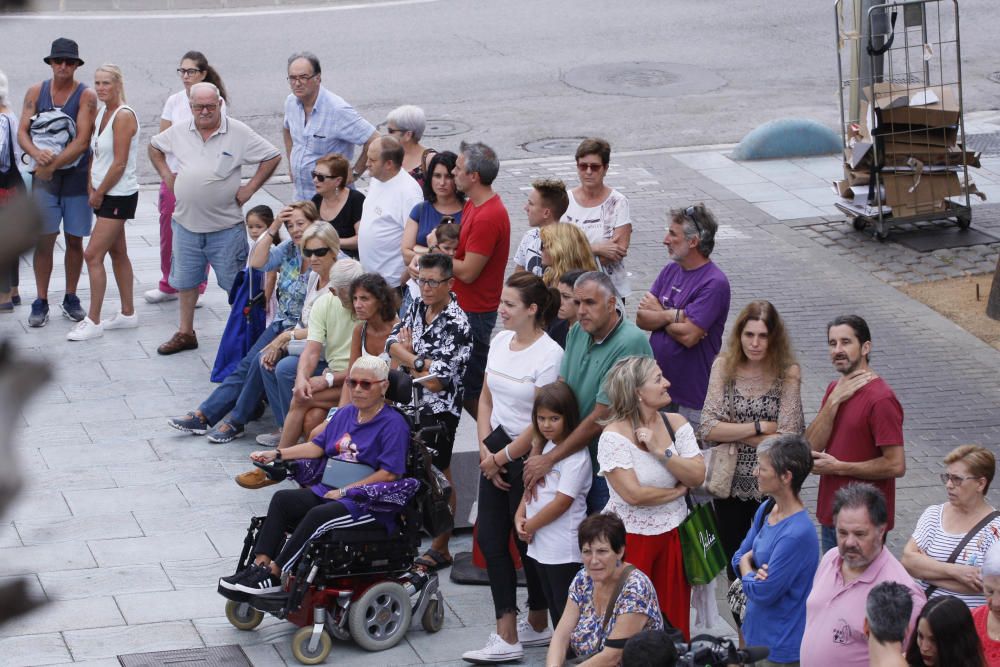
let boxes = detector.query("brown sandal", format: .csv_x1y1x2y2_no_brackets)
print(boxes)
235,468,279,490
157,330,198,356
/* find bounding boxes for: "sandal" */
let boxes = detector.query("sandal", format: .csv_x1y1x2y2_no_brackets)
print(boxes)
414,549,453,571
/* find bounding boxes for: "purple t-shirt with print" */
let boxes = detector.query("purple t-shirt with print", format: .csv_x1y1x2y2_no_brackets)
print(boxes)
647,260,730,410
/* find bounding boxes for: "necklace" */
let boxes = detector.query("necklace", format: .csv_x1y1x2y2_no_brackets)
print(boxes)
356,403,385,424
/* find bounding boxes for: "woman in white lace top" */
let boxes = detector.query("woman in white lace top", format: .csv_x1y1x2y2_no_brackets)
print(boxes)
696,300,803,591
597,355,705,640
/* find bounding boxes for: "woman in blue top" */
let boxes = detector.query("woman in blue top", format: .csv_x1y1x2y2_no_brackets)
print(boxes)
400,151,464,280
733,433,819,666
219,356,410,595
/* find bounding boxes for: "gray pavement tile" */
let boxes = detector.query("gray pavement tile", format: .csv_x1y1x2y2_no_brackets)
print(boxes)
88,532,219,567
22,397,133,428
178,480,282,507
205,526,256,559
126,393,209,420
161,557,234,589
47,660,123,667
4,489,70,521
40,564,174,601
21,468,117,492
0,543,97,577
192,615,295,649
0,597,125,638
235,645,286,666
755,198,826,220
63,620,204,661
0,632,72,667
107,460,229,487
39,440,160,469
17,422,92,448
0,522,21,548
134,503,257,536
60,377,172,402
101,355,211,383
0,574,46,601
699,166,769,187
115,587,222,625
273,631,422,666
15,513,143,546
724,182,799,203
64,485,189,516
150,435,258,462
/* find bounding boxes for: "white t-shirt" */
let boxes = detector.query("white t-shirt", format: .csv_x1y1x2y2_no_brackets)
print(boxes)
160,90,227,173
598,421,700,535
562,189,632,297
513,227,544,277
486,330,563,436
526,440,592,564
357,170,423,288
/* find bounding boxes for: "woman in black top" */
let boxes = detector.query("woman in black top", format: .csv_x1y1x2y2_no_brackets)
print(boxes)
310,152,364,259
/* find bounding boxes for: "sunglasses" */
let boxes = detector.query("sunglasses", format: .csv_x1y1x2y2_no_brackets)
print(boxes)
302,247,332,258
347,378,386,391
577,162,605,173
311,171,337,182
49,58,80,66
190,104,218,112
684,205,704,235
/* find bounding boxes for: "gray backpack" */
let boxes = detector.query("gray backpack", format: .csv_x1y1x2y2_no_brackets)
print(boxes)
25,108,81,172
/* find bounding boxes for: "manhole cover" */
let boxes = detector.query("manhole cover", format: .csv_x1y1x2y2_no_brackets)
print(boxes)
987,71,1000,84
561,61,725,98
893,227,1000,252
118,645,251,667
966,132,1000,157
423,118,471,138
521,136,589,155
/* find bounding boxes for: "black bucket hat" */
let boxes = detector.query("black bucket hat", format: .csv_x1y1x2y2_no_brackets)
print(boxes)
43,38,84,66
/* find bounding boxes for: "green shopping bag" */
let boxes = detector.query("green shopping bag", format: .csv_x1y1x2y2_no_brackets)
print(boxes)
678,494,727,585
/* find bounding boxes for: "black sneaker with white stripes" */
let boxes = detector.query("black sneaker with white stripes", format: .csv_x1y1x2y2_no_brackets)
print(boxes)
229,564,282,595
218,564,258,591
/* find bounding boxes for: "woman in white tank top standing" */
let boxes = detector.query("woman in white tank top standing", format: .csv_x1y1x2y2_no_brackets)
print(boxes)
67,64,139,341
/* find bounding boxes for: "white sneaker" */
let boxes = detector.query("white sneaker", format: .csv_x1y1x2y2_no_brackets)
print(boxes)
517,618,552,647
462,633,523,664
144,288,177,304
66,317,104,341
104,311,139,330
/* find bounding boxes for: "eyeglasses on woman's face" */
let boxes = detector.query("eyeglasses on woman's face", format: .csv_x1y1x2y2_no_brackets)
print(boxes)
347,378,387,391
940,473,981,486
576,160,605,173
177,67,203,77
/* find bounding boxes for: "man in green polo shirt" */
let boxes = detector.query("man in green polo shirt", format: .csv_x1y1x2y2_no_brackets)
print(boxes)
522,271,651,513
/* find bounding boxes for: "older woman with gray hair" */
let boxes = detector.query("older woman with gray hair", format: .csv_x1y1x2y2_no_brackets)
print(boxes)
733,434,819,666
597,355,705,640
0,68,25,312
384,104,435,185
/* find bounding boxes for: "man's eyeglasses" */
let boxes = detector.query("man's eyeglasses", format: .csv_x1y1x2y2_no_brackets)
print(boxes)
416,277,451,289
577,162,605,173
347,378,386,391
684,205,704,235
311,171,335,182
940,473,981,486
287,74,317,85
190,104,218,112
302,247,332,258
177,67,204,77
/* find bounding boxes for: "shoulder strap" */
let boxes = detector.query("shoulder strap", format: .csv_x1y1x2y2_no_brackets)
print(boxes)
924,510,1000,598
659,411,676,443
601,564,635,636
756,498,776,530
37,80,54,112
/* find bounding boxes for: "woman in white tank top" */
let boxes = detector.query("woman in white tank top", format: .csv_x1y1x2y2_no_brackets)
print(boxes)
68,64,140,341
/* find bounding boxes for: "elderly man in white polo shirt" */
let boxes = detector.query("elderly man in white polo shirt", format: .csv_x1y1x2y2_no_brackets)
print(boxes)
357,135,422,289
149,82,281,355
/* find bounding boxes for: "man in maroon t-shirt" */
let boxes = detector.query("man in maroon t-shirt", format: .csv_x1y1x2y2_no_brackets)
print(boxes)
451,141,510,417
806,314,905,554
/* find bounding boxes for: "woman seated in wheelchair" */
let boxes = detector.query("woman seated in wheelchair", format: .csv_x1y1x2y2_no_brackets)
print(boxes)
219,356,411,596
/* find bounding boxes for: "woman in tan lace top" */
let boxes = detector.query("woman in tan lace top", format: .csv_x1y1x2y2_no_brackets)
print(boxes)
696,301,803,593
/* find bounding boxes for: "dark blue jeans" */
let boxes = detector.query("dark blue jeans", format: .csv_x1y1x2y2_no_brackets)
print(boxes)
199,320,283,425
586,474,610,515
463,310,497,403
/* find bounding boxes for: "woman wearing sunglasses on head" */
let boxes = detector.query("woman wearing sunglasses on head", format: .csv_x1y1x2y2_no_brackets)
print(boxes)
310,152,363,259
902,445,1000,609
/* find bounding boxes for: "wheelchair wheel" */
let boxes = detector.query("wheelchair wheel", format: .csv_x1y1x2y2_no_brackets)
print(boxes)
224,600,264,631
290,626,333,665
421,594,444,632
348,581,413,651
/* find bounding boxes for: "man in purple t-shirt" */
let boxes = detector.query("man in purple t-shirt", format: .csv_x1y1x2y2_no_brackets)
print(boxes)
636,204,730,431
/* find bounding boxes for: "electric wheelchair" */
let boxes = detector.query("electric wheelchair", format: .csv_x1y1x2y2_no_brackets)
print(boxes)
217,371,453,664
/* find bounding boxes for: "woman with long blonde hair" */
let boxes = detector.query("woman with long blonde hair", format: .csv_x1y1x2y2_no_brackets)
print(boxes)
540,222,597,288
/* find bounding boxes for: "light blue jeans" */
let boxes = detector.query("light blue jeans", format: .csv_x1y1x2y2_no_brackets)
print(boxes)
261,353,326,427
198,320,282,426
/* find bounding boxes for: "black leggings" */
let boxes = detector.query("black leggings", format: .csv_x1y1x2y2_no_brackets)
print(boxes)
528,557,581,628
255,488,375,572
476,458,547,619
714,495,763,582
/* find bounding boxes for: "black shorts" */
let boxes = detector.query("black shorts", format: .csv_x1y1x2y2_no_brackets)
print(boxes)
93,192,138,220
424,411,460,471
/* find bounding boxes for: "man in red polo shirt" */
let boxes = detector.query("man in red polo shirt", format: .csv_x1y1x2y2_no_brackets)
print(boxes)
806,314,905,554
450,141,510,417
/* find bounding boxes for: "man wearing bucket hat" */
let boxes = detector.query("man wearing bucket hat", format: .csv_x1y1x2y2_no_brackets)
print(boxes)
17,37,97,327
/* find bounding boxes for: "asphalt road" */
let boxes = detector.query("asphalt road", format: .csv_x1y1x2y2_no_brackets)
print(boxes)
2,0,997,184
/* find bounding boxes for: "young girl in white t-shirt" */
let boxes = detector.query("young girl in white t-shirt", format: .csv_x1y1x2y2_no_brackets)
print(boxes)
516,381,593,628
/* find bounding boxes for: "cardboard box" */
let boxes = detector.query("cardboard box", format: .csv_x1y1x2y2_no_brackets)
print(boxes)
876,126,958,147
865,83,960,129
879,171,962,215
844,164,871,186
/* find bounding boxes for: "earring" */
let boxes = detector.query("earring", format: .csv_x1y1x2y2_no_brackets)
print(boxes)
616,559,622,567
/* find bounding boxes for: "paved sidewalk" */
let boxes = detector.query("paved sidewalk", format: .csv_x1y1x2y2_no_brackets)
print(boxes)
2,143,999,665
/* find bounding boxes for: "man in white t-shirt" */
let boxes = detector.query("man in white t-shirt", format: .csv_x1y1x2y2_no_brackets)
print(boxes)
513,178,569,277
562,138,632,297
357,135,422,289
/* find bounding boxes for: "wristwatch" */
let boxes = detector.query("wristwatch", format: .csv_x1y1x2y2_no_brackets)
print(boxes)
324,371,336,388
662,448,674,460
413,356,426,372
